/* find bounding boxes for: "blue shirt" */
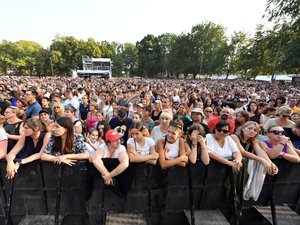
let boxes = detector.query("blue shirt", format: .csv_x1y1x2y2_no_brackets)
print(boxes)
26,101,42,119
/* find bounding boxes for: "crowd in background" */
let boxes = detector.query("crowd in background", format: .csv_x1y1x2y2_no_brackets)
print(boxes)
0,76,300,197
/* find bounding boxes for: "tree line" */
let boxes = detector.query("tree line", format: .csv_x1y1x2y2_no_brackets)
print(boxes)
0,0,299,79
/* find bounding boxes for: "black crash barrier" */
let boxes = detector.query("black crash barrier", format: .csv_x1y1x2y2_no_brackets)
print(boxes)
0,160,88,225
0,159,299,225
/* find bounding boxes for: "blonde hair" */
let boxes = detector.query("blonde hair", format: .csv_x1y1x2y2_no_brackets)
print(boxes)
278,107,292,116
160,110,173,120
52,103,64,116
236,121,260,142
6,106,21,117
90,101,99,111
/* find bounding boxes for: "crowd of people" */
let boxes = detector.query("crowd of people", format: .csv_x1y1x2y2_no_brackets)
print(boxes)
0,76,300,199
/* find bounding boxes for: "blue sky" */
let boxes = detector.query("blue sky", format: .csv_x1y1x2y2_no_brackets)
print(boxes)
1,0,271,48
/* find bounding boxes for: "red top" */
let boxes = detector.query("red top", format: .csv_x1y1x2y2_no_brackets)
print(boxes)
207,117,235,134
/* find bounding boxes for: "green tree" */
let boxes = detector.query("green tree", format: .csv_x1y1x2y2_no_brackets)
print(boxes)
265,0,300,23
136,34,163,77
50,36,85,76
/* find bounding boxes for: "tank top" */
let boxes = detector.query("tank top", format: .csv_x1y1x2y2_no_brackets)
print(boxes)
17,131,46,159
250,113,261,124
4,121,22,152
262,140,287,155
151,110,162,122
87,114,98,131
165,138,180,159
237,135,253,153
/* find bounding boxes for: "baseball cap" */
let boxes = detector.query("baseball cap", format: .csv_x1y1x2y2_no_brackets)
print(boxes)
39,109,51,115
105,129,123,142
117,110,127,118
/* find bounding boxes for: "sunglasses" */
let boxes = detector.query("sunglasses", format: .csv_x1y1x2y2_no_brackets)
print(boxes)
216,128,230,134
205,111,212,113
269,130,285,135
282,115,291,118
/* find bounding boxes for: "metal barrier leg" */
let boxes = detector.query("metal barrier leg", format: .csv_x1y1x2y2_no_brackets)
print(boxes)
0,171,8,221
39,162,49,214
187,164,195,225
5,178,14,225
101,181,106,225
159,169,168,225
267,175,277,225
146,164,152,225
55,165,63,225
229,170,238,225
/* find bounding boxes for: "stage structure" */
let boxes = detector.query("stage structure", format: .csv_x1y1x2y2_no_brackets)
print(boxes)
77,57,112,79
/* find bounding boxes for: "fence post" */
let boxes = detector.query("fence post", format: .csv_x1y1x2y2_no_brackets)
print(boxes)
55,165,63,225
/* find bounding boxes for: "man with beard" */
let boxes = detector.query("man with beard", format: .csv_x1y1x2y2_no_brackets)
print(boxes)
208,107,235,134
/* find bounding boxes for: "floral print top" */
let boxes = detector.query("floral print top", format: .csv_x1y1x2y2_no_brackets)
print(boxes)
44,134,87,156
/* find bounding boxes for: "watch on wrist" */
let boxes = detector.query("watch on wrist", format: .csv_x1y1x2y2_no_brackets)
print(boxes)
15,159,23,165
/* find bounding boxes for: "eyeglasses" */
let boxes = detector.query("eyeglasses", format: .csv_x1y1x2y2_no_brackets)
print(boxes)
269,130,284,135
4,111,13,114
216,128,230,134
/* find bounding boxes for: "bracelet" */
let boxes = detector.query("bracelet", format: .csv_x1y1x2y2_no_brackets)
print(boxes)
281,151,286,158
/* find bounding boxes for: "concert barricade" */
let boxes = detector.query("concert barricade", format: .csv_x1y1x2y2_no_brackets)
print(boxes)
0,159,299,225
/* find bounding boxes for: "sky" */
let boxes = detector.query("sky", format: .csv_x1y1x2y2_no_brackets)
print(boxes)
1,0,272,48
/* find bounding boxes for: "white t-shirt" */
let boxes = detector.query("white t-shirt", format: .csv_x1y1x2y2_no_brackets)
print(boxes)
127,137,155,156
85,141,101,155
152,126,167,147
0,128,7,141
99,143,126,159
206,134,239,159
102,104,114,120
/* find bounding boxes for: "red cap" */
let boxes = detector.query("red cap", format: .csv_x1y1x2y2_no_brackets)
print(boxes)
105,130,123,142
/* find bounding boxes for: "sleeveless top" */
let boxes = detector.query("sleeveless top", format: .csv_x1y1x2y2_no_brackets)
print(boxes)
17,131,46,159
238,135,253,153
164,138,180,159
87,114,98,131
151,110,162,122
250,113,262,124
262,140,287,155
4,121,23,152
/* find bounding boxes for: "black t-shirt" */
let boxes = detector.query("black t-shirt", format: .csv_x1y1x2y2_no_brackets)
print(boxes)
109,117,133,145
284,128,300,149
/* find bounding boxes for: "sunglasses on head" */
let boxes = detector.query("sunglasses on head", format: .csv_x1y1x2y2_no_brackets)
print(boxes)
216,128,230,134
269,130,284,135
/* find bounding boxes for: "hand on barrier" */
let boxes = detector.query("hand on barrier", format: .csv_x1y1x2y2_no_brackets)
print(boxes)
102,173,112,184
54,155,77,166
6,161,16,179
231,160,243,172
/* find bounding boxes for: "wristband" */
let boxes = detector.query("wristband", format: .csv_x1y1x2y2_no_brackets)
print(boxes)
15,158,23,165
